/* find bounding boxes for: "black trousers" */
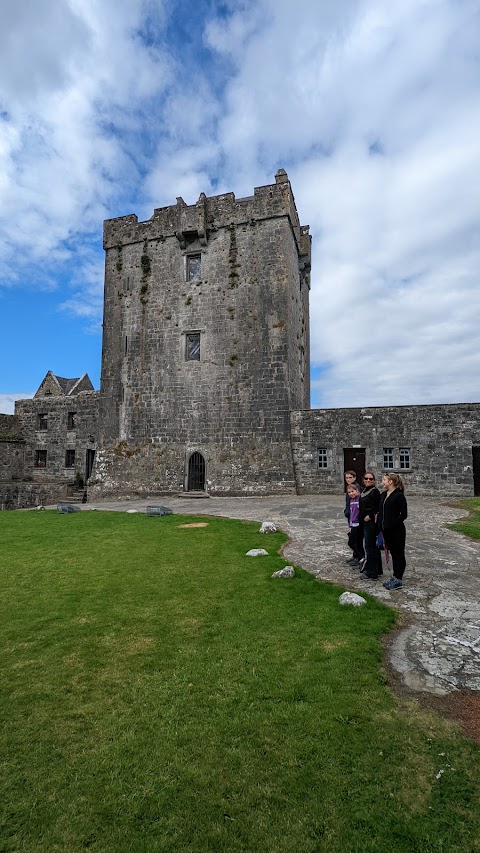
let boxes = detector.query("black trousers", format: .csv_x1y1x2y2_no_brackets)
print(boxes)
348,525,365,560
364,520,382,577
383,524,406,580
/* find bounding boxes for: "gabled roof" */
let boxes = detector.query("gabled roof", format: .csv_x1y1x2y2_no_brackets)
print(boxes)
34,371,94,398
56,376,83,395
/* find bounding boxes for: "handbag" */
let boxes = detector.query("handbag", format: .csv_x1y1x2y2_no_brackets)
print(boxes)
376,531,384,550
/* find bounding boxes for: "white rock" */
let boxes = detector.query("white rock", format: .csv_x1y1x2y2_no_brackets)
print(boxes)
246,549,269,557
339,591,367,607
259,521,277,534
272,566,295,578
126,509,139,514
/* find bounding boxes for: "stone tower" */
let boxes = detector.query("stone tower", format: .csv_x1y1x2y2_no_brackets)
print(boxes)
92,169,310,496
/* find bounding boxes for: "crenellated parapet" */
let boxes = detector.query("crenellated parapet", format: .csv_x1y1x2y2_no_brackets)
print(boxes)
103,170,310,265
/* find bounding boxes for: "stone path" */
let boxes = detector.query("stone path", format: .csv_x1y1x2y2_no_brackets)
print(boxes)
76,494,480,696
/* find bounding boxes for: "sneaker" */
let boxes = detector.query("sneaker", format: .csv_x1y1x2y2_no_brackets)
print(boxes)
359,573,378,581
383,577,403,590
346,558,357,565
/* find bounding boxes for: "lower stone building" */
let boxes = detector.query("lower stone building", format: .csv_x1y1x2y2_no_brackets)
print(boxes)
0,372,98,509
290,404,480,497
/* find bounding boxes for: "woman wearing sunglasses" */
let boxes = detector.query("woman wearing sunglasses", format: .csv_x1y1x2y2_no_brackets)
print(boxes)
359,472,383,580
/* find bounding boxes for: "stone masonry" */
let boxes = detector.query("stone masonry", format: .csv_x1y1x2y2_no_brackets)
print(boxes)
2,170,480,504
291,404,480,497
91,169,311,496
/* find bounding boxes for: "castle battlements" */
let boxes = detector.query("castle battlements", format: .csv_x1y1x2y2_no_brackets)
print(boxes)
103,169,311,267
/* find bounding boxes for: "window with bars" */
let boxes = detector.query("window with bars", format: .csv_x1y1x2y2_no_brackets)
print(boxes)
37,413,48,430
383,448,394,469
35,449,47,468
67,412,76,430
65,449,76,468
317,448,328,469
399,447,411,469
186,254,201,281
186,332,201,361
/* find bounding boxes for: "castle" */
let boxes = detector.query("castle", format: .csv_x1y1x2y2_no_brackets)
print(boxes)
1,170,480,508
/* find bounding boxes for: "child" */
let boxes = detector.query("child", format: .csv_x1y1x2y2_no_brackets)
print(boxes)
346,484,365,567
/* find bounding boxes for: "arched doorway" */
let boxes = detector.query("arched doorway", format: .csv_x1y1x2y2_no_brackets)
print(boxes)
187,452,206,491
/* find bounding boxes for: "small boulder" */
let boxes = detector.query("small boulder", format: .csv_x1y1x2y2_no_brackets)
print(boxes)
259,521,277,534
339,591,367,607
272,566,295,578
246,549,269,557
126,509,139,514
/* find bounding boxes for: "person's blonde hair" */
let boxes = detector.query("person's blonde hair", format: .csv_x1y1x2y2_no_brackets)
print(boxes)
386,472,405,491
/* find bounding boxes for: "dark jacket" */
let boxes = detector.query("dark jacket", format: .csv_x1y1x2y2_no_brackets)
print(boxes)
359,486,380,524
377,489,408,531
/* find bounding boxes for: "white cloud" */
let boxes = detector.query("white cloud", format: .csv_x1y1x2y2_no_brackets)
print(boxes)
199,0,480,405
1,0,479,407
0,393,34,415
0,0,170,281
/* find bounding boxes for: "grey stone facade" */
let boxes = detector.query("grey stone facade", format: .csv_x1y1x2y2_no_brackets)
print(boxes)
2,170,480,506
15,389,98,485
0,414,25,484
291,404,480,496
91,169,311,496
0,375,99,509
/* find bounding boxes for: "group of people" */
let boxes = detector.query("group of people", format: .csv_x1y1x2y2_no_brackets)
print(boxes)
344,469,408,591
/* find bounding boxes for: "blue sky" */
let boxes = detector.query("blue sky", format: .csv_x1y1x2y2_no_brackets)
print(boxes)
1,0,480,413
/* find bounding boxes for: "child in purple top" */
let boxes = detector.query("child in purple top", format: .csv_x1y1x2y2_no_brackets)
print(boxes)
346,484,365,566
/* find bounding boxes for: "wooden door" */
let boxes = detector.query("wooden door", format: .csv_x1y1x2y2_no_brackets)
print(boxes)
343,449,366,486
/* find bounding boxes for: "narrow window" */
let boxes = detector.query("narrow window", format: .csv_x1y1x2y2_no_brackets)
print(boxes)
67,412,76,430
186,253,201,282
37,413,48,430
186,332,201,361
317,448,328,469
383,448,394,469
399,447,411,469
35,450,47,468
65,449,76,468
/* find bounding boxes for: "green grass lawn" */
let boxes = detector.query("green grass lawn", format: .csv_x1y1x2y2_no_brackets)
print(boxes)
1,510,479,852
449,498,480,540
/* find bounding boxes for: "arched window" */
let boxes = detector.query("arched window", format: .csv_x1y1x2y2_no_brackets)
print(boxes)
187,452,206,491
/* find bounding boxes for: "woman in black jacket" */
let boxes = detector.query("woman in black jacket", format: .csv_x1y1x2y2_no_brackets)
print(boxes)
359,472,382,580
377,472,408,591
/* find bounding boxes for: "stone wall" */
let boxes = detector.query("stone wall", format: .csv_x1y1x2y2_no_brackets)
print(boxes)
93,171,310,496
0,481,70,511
0,414,25,482
0,413,23,438
290,404,480,496
15,392,99,485
0,440,25,481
